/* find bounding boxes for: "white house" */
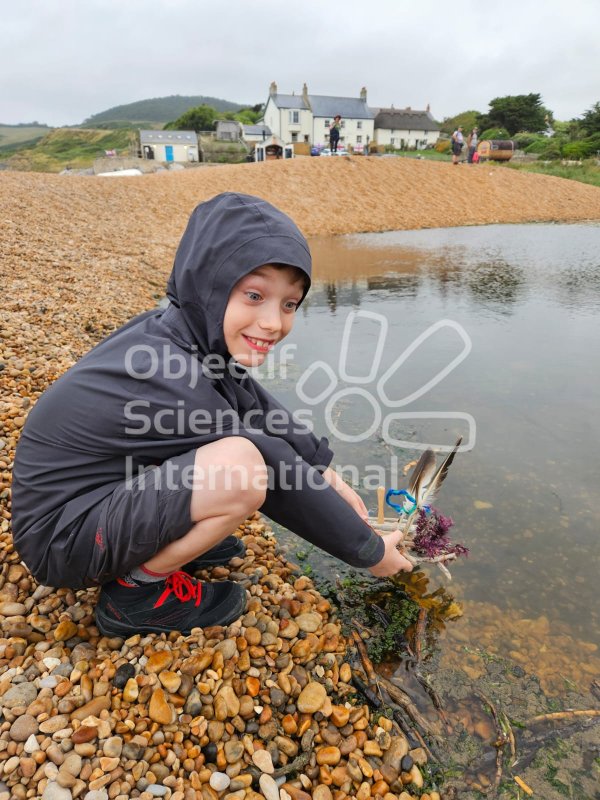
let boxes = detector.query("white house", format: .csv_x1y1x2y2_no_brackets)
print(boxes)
139,130,199,162
373,107,440,149
262,83,374,150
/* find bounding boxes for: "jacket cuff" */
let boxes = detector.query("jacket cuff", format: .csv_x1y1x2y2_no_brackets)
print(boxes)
355,530,386,568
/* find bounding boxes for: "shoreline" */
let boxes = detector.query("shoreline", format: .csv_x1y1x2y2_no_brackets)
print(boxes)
2,161,600,800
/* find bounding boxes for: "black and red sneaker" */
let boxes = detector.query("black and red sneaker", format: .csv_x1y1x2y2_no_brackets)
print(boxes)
95,571,247,637
182,535,246,574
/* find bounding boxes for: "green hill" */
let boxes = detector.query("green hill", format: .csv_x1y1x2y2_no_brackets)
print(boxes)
0,124,53,154
83,94,248,126
4,128,134,172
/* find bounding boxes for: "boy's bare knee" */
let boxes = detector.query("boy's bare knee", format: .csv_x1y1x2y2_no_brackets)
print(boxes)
192,437,267,519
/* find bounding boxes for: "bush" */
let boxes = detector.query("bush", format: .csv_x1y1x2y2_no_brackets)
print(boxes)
435,139,451,153
562,141,590,159
480,127,510,140
513,131,546,149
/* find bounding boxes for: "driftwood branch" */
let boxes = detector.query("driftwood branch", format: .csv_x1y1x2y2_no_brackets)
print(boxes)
525,709,600,725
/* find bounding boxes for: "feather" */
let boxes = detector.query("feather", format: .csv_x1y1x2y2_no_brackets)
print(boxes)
408,449,436,503
402,436,462,534
419,436,463,508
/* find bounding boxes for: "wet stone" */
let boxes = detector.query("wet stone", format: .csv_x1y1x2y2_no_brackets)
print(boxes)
224,740,245,763
113,663,135,689
297,681,327,713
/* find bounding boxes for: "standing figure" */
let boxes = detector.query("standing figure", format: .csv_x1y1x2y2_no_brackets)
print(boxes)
329,115,342,153
467,127,479,163
451,126,464,165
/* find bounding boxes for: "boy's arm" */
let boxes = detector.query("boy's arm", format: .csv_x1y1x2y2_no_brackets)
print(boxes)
246,379,333,470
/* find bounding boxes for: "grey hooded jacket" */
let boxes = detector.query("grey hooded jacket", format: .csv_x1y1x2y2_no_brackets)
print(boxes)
12,193,384,585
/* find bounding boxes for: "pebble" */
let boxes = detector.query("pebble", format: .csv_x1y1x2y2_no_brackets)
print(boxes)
259,773,280,800
252,748,275,773
9,713,39,741
209,772,231,792
112,663,136,689
297,681,327,713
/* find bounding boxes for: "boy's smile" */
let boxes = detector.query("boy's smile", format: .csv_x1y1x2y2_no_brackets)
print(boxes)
223,264,306,367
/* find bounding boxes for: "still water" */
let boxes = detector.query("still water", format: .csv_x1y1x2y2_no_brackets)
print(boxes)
256,223,600,694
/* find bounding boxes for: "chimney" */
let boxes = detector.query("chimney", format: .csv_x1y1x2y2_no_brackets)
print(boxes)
426,103,430,112
406,106,411,111
360,86,367,101
269,81,277,96
302,82,309,102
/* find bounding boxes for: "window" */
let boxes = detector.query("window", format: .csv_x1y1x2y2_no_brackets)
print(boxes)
289,110,299,124
391,138,395,145
291,132,298,142
325,120,330,127
341,121,345,128
357,135,362,143
357,121,362,129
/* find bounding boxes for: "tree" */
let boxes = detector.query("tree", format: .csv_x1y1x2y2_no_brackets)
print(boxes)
164,104,217,132
477,94,551,135
439,110,480,136
578,102,600,135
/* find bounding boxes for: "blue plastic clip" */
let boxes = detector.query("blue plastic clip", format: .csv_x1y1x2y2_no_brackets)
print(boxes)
385,488,417,514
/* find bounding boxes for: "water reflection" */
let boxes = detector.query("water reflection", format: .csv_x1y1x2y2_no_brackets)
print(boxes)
259,224,600,686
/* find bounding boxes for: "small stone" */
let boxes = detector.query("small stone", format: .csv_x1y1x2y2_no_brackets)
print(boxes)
313,787,333,800
146,786,169,797
103,737,123,758
9,714,39,741
1,682,38,708
295,612,321,633
70,696,110,720
123,677,139,703
216,685,240,717
316,746,341,766
400,754,414,772
40,714,71,734
252,748,274,773
24,733,40,753
259,773,280,800
383,734,409,768
297,681,327,713
330,705,350,727
145,651,174,673
113,663,135,689
149,688,173,725
83,792,109,800
41,782,72,800
0,601,28,615
158,670,181,694
224,740,244,763
71,726,98,744
54,620,78,641
209,772,231,792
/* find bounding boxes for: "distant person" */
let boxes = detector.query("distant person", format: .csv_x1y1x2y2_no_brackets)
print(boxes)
451,126,464,165
329,115,342,153
467,127,479,163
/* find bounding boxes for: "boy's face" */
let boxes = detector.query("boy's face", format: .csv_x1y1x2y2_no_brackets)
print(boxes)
223,265,305,367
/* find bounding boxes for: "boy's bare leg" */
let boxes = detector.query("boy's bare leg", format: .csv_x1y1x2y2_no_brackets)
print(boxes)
144,437,267,575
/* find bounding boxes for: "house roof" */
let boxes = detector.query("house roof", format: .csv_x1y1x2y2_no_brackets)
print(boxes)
374,109,440,132
270,94,310,110
242,124,272,136
309,95,374,120
139,130,198,144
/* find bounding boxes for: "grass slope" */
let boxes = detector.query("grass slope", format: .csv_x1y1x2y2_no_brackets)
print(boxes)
5,128,133,172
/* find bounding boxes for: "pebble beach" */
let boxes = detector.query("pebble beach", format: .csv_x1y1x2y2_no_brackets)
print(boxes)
2,158,600,800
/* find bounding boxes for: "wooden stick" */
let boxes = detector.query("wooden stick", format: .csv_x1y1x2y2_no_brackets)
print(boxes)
525,709,600,725
376,486,385,524
351,629,378,684
379,674,434,735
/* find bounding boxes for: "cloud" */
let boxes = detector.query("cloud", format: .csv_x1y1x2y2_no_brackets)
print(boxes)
2,0,598,126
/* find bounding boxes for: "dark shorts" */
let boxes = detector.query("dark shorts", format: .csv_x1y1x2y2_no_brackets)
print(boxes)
64,450,197,588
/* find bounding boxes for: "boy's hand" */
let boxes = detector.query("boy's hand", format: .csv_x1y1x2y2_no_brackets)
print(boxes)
368,529,414,577
321,467,369,520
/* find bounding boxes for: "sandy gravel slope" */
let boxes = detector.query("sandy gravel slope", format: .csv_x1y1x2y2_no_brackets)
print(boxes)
2,156,600,363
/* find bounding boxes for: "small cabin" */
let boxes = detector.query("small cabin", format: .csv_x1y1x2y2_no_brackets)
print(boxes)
254,135,294,162
477,140,515,162
139,130,199,163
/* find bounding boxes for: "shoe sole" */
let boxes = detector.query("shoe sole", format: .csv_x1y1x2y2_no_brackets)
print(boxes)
186,537,246,570
95,583,247,638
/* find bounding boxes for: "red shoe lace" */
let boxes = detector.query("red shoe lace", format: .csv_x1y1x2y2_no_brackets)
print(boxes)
153,571,202,609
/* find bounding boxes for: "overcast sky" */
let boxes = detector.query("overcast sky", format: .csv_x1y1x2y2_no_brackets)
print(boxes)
2,0,599,127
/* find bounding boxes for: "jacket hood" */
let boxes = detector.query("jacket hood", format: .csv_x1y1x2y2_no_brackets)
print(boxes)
166,193,312,356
